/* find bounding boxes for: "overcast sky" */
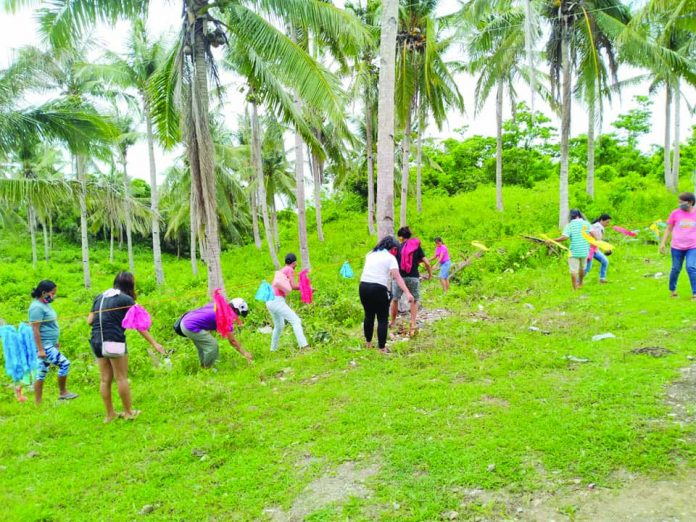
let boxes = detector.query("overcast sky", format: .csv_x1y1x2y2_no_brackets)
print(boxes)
0,0,693,185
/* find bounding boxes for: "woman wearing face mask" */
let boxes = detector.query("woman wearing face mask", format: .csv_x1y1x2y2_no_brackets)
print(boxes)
28,280,78,404
660,192,696,299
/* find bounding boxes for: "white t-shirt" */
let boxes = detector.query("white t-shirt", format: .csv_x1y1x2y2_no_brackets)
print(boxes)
360,250,398,287
591,222,605,240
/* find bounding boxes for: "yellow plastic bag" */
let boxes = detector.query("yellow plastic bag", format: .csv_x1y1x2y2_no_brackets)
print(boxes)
581,227,614,253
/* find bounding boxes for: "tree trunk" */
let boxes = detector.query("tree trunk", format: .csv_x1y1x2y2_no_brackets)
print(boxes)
416,108,424,214
664,84,673,191
250,190,262,249
558,27,571,229
49,216,53,251
250,101,280,268
120,152,135,273
145,107,165,285
190,198,198,277
399,109,412,228
109,228,114,263
366,98,376,235
673,80,681,189
495,79,504,212
77,154,91,289
187,5,224,295
525,0,536,114
586,97,596,199
42,219,49,262
294,116,311,270
28,204,37,269
310,148,324,242
376,0,399,238
271,200,280,250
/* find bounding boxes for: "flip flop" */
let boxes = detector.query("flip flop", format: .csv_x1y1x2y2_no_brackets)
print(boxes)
58,392,79,400
123,409,141,420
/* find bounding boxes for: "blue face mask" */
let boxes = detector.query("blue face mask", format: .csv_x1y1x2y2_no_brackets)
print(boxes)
43,294,54,304
679,203,690,211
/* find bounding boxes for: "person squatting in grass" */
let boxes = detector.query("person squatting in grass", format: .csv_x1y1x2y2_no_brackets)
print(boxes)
180,297,252,367
585,214,612,284
553,209,592,290
389,227,432,336
29,280,78,404
659,192,696,300
86,272,165,423
267,253,309,351
359,236,414,353
429,236,451,293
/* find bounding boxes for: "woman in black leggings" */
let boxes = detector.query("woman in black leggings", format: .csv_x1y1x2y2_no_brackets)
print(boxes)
359,236,414,353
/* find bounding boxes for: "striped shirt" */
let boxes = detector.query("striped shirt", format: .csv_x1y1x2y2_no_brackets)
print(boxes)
562,218,591,258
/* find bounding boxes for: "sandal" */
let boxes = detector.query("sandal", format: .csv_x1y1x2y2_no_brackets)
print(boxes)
58,392,79,400
123,409,141,420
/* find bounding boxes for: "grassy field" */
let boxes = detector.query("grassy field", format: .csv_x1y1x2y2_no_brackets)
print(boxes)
1,182,694,521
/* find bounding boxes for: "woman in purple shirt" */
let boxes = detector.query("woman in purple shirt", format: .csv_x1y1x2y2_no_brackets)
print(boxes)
180,297,252,368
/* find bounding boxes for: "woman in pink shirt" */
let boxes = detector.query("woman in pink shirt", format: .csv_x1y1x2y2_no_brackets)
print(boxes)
266,253,309,351
429,237,451,292
660,192,696,299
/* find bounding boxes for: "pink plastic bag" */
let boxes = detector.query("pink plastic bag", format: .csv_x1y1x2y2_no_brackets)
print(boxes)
121,304,152,331
299,270,313,304
213,289,238,336
612,225,636,237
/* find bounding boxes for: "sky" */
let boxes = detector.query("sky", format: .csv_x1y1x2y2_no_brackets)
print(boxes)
0,0,693,185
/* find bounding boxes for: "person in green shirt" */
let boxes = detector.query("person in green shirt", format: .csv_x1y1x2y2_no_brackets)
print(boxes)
28,280,78,404
553,209,592,290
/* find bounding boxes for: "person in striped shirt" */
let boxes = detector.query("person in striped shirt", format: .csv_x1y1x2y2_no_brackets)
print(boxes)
553,209,592,290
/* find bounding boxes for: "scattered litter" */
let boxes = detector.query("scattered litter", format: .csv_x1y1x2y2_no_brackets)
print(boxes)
257,326,273,334
444,510,460,520
565,355,591,363
687,356,696,361
139,504,155,515
631,346,673,358
477,304,484,311
592,333,616,342
191,448,207,458
528,326,551,335
588,483,597,490
26,451,39,459
643,272,664,278
524,303,535,310
487,463,496,472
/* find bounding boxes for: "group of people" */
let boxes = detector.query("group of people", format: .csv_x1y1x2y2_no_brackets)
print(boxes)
553,210,613,290
21,254,315,422
24,193,695,420
358,227,451,353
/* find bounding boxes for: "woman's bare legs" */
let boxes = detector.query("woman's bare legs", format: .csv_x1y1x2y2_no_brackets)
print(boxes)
97,358,117,422
110,356,137,418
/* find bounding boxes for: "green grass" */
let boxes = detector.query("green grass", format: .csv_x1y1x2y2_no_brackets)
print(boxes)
1,181,694,520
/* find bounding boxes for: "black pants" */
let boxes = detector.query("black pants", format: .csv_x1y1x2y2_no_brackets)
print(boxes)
359,282,390,348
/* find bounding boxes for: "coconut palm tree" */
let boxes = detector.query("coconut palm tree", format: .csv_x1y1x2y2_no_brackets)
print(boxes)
395,0,463,226
377,0,400,238
458,1,535,212
96,20,169,284
0,45,117,279
542,0,631,227
347,0,379,235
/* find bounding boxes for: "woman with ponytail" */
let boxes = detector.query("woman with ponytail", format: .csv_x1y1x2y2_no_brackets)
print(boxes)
28,280,78,404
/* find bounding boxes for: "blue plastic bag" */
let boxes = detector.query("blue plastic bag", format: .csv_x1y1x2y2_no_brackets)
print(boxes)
339,261,354,279
0,325,36,382
18,323,39,374
255,280,275,302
